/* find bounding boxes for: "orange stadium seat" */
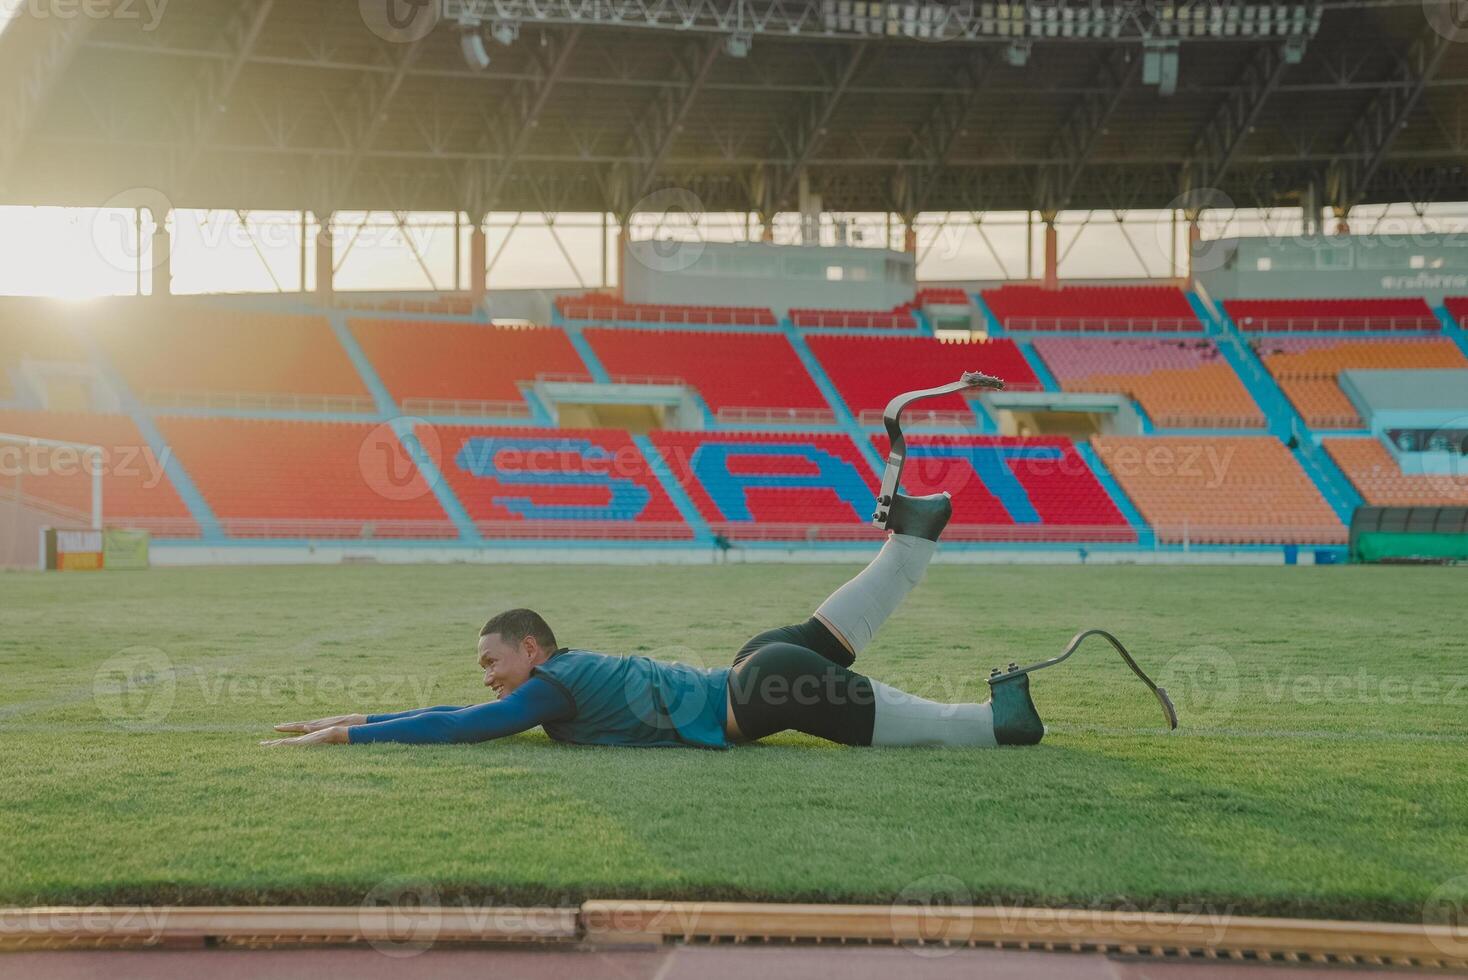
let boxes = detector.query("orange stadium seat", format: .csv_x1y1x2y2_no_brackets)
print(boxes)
94,305,371,409
806,335,1040,422
1091,435,1344,544
584,328,829,418
981,285,1200,331
1255,337,1468,428
351,319,589,414
0,409,196,537
1323,437,1468,506
1033,338,1264,428
154,417,455,539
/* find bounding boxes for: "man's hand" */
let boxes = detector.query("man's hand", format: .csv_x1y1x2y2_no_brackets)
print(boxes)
260,726,350,747
273,714,367,733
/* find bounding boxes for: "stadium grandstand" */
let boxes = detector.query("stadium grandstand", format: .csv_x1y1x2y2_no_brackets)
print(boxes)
2,0,1468,573
6,2,1468,976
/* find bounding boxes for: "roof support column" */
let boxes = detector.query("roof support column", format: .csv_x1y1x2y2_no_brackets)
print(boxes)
469,215,488,306
313,210,334,302
148,204,171,299
1041,211,1059,290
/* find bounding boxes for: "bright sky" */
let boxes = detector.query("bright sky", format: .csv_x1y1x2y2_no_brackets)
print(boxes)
3,203,1468,299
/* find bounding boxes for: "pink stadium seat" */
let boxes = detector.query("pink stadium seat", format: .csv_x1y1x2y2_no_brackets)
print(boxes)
155,417,455,539
425,424,691,540
94,306,371,407
869,433,1133,542
806,335,1040,422
584,329,829,417
1226,297,1437,332
1033,338,1264,428
351,320,589,414
981,285,1200,331
0,409,196,537
1323,437,1468,506
1091,435,1344,544
1254,336,1468,428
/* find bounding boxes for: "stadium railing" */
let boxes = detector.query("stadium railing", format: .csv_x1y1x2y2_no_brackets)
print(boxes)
1002,317,1200,332
856,408,975,427
399,398,533,419
144,391,379,414
716,407,837,424
1234,316,1440,332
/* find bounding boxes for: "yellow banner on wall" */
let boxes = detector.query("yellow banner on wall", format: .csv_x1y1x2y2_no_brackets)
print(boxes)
103,529,151,570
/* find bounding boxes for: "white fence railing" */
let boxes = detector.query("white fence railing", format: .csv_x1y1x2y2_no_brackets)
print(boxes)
145,391,378,414
400,398,531,419
1236,316,1440,333
1003,316,1201,332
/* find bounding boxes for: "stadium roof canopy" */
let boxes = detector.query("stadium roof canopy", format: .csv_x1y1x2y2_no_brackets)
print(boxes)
2,0,1467,219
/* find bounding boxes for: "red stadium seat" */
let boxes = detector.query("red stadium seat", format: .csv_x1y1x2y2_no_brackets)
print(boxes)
1226,298,1438,332
806,335,1040,422
981,285,1200,332
584,329,829,416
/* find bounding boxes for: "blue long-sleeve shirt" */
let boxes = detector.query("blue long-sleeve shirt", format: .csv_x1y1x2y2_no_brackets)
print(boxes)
346,677,575,745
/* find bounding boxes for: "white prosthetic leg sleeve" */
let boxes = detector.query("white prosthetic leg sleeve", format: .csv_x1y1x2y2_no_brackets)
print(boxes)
868,681,997,748
813,533,936,656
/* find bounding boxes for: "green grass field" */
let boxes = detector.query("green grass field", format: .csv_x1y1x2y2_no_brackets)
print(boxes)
1,561,1465,922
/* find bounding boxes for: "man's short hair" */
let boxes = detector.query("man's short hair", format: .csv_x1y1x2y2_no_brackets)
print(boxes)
480,608,558,652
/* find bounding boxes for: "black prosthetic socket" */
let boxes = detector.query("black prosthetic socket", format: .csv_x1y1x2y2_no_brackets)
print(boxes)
884,492,953,542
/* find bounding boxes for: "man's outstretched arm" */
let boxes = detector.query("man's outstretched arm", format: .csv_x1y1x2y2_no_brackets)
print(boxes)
261,679,574,747
347,679,573,744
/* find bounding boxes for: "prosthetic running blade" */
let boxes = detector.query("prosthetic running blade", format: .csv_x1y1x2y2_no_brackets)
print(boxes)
989,629,1180,731
872,371,1005,530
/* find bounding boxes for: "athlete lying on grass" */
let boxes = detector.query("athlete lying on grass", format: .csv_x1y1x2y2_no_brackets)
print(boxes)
263,488,1047,751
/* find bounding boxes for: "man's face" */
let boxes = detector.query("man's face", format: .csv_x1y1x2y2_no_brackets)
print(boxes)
477,632,542,696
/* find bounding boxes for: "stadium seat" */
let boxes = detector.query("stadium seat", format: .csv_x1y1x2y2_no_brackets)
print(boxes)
351,319,589,416
806,335,1040,422
425,424,691,540
915,287,970,307
583,328,830,419
0,409,197,537
94,305,372,410
1323,437,1468,506
648,430,881,541
1033,338,1265,428
154,417,456,539
1254,336,1468,428
869,433,1133,542
1226,298,1438,332
1091,435,1344,544
981,285,1200,332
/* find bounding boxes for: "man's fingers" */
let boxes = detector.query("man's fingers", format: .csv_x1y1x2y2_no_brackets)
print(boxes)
273,723,306,732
